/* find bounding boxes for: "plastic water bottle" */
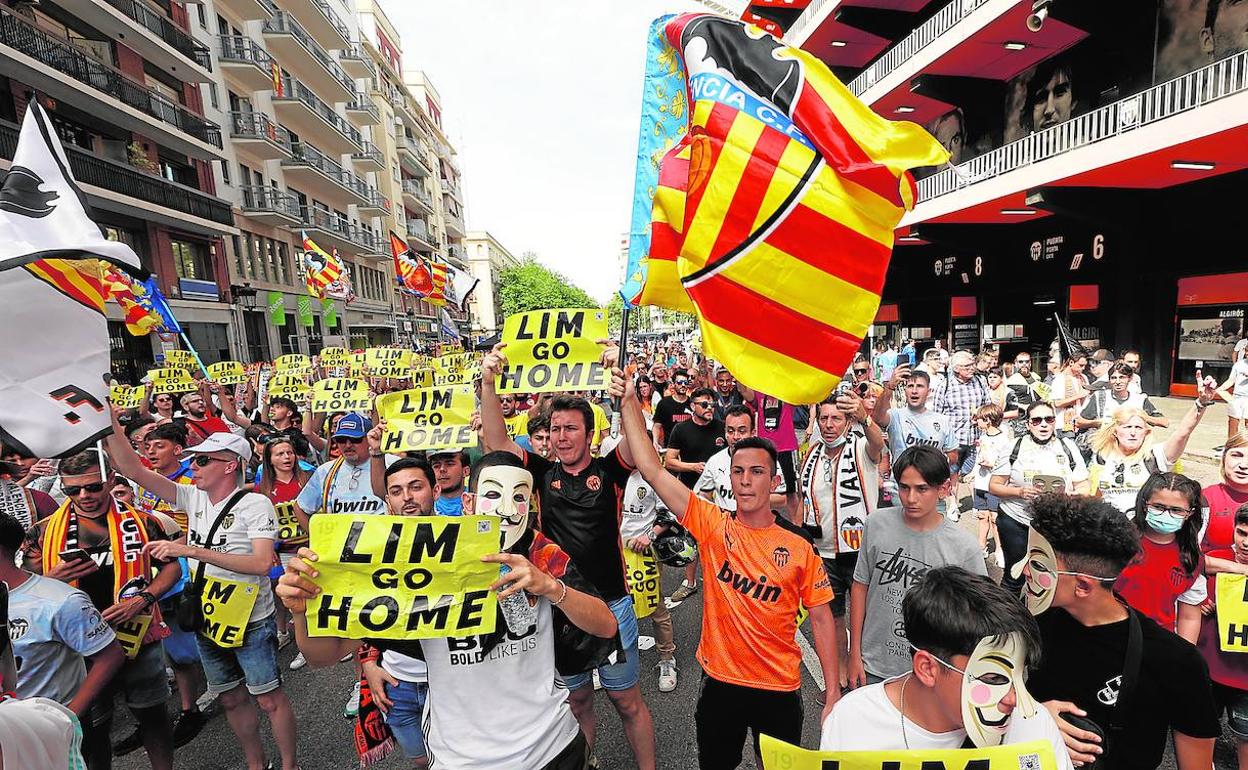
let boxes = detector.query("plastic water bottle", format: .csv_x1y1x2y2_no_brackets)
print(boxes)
497,564,537,633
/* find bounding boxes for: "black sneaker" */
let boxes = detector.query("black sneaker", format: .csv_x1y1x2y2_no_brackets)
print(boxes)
172,708,206,747
112,727,142,756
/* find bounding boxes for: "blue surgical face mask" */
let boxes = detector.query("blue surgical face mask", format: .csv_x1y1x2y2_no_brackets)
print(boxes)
1144,507,1186,535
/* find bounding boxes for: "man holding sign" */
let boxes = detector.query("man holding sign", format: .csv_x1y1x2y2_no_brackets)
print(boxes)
105,416,301,770
482,342,659,770
277,451,618,770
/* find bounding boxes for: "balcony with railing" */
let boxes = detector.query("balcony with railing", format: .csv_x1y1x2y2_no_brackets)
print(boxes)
358,190,389,215
0,118,231,230
229,111,292,160
262,11,354,101
282,141,371,206
345,94,380,126
396,134,428,176
271,75,362,154
214,0,273,22
913,50,1248,212
351,142,385,172
440,177,462,202
238,185,301,226
272,0,351,50
217,35,275,92
401,179,434,213
0,4,223,157
337,44,375,80
87,0,212,77
301,205,378,254
443,210,465,238
404,218,436,251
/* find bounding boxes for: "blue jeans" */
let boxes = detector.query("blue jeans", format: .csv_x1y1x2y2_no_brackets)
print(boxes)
383,679,429,759
196,616,281,696
559,596,640,691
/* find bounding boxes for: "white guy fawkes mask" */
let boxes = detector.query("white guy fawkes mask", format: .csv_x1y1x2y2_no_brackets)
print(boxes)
473,465,534,551
961,633,1037,748
1009,528,1059,615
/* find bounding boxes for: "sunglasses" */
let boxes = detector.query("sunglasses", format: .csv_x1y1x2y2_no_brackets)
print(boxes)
853,368,868,375
332,436,365,445
192,455,233,468
63,481,107,496
673,379,689,385
1028,416,1057,425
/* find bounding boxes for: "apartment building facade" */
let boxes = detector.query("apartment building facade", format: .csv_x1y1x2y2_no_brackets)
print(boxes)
463,230,518,336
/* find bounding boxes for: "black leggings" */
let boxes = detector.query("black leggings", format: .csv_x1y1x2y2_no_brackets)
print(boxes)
541,731,589,770
695,675,802,769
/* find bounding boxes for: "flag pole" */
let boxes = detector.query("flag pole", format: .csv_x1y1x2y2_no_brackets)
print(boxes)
178,332,211,377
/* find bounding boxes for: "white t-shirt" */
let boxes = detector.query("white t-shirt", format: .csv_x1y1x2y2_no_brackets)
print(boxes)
973,430,1013,492
177,485,277,623
1089,444,1174,515
420,599,579,769
296,457,386,516
820,680,1074,770
1232,359,1248,398
696,447,735,510
0,697,85,770
992,436,1089,526
620,471,660,541
1236,338,1248,362
1049,372,1086,433
381,650,426,683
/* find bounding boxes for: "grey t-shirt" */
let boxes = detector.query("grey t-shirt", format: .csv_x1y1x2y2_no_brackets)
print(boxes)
853,507,986,678
8,573,116,704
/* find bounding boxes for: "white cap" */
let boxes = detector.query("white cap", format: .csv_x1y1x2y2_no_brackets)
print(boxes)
181,432,252,464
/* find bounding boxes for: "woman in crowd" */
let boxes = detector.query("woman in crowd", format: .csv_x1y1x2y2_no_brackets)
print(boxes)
258,435,313,650
1086,387,1212,514
1203,432,1248,578
1114,472,1205,642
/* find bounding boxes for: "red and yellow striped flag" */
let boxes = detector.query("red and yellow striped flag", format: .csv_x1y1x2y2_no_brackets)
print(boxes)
635,14,949,404
24,258,107,315
100,262,162,335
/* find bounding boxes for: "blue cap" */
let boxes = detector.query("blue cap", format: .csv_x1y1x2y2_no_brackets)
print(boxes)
333,413,371,439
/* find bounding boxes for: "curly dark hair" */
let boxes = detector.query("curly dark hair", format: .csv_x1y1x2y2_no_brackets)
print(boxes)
904,566,1042,668
1030,492,1139,579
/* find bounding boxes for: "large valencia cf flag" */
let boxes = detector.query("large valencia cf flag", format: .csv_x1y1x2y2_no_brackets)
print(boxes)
624,14,949,404
0,103,144,458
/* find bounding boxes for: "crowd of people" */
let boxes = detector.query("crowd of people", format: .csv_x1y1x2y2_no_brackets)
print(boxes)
2,333,1248,770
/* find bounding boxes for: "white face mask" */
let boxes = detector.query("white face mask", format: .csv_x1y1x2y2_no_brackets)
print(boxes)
1009,528,1060,615
961,633,1036,747
472,465,534,551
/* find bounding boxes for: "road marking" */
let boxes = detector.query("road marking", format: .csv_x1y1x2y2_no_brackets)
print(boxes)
796,629,824,691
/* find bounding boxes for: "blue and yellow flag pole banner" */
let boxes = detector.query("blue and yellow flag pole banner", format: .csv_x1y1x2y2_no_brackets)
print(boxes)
623,14,949,405
759,735,1058,770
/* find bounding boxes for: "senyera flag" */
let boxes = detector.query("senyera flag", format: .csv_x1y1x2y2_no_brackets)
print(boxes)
624,14,949,405
301,231,344,299
0,103,146,457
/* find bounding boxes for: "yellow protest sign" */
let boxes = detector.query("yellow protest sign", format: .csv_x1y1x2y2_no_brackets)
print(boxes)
319,347,350,369
1217,573,1248,652
410,369,433,388
206,361,247,385
149,368,197,395
275,500,304,542
366,347,408,378
376,385,476,453
624,548,660,619
275,353,311,372
309,378,372,413
759,736,1057,770
199,576,259,648
112,612,153,659
163,349,197,370
496,308,609,394
433,369,472,387
306,515,500,640
268,374,310,402
109,385,143,410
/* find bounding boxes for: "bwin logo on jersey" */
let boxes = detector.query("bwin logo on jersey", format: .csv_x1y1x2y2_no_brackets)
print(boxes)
0,165,58,218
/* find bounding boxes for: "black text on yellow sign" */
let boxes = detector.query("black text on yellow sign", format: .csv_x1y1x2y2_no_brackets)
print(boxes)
309,378,372,413
624,548,660,620
758,735,1057,770
366,347,408,378
149,368,197,395
110,385,144,410
1217,573,1248,652
496,308,609,395
163,350,197,370
375,385,476,453
200,576,259,648
306,515,500,640
275,501,303,542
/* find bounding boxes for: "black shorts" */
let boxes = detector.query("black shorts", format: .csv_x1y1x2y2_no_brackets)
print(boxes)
777,450,797,495
695,674,802,769
821,553,859,618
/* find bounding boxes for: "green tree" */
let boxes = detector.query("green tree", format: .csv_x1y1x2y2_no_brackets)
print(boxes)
496,254,598,318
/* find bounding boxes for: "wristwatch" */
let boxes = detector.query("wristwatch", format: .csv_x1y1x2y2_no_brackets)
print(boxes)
136,590,156,609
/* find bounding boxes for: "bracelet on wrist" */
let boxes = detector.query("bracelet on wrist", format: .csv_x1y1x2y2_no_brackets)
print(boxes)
550,579,568,606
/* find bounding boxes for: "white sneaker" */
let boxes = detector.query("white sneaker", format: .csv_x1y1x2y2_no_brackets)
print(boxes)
344,681,362,718
194,689,217,713
657,660,677,693
289,652,307,671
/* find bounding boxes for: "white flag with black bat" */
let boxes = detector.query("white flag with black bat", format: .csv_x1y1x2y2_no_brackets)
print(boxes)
0,103,143,458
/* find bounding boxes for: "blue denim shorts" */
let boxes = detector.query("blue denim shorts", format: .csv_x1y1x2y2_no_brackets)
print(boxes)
1215,683,1248,739
196,615,281,696
559,596,640,692
383,679,429,759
